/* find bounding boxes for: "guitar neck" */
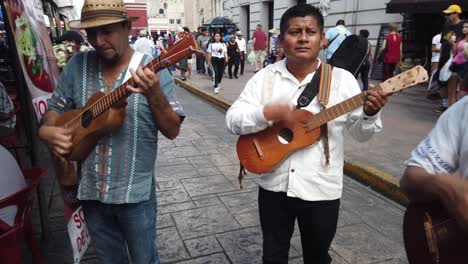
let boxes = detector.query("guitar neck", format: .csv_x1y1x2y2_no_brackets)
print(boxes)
88,36,196,117
305,85,382,128
93,59,165,115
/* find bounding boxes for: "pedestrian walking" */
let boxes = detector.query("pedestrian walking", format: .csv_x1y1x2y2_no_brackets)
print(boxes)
235,31,247,75
324,20,351,63
226,35,240,79
133,30,155,57
197,28,210,74
354,29,372,91
380,23,402,81
434,4,464,113
252,24,267,72
207,33,228,94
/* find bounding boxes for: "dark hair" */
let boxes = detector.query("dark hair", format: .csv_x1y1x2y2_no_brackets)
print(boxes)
359,29,369,38
279,4,324,37
183,26,190,33
336,20,345,26
58,30,84,45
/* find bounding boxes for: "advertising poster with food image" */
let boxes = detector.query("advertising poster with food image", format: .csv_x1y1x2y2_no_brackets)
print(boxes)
3,0,90,263
3,0,60,121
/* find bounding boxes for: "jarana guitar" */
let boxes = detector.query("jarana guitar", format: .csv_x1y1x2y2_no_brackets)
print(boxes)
55,34,199,161
237,66,428,174
403,202,468,264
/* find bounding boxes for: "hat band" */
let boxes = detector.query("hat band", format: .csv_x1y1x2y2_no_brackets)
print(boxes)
81,10,129,22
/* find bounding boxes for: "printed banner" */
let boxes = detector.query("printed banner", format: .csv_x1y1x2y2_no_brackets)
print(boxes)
3,1,90,263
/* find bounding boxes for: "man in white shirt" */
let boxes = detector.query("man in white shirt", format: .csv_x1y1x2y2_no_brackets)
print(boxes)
401,97,468,231
235,31,247,75
133,31,154,57
431,33,442,73
226,5,387,264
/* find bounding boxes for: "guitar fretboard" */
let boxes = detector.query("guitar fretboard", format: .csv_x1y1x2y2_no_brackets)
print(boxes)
304,85,381,129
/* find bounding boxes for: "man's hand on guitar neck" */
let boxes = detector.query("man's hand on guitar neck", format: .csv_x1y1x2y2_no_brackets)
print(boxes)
263,103,295,122
363,89,388,116
127,66,160,98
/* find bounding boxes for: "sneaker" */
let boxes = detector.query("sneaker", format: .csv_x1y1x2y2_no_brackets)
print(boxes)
433,106,447,113
214,87,219,94
234,75,238,79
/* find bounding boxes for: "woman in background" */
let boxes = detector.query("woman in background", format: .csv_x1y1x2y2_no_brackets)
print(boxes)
381,23,402,81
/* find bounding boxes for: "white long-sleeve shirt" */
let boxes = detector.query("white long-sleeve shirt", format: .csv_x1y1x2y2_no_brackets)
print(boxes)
226,59,382,201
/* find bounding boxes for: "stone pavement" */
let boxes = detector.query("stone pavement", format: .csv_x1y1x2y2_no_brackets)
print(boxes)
181,61,440,179
42,84,408,263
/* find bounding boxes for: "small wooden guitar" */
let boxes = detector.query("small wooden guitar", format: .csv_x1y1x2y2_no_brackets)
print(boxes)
236,66,428,174
403,202,468,264
55,34,199,161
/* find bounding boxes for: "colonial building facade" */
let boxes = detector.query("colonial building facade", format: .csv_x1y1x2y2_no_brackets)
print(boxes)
184,0,223,31
221,0,402,52
147,0,185,34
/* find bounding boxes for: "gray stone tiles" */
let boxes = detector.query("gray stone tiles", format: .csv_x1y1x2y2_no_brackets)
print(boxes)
42,85,409,264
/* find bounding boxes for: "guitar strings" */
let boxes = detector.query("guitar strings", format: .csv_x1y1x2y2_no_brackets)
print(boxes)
64,44,194,128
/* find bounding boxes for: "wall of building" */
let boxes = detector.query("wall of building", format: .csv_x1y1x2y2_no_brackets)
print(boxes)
222,0,403,51
147,0,185,33
184,0,223,31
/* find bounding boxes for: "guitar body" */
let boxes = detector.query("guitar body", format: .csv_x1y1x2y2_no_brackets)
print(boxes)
55,92,126,161
403,202,468,264
237,109,321,174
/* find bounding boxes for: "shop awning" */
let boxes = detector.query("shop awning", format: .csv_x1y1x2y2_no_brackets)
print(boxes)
386,0,468,13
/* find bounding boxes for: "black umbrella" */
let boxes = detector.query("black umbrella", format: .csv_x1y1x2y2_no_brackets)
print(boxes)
202,17,236,28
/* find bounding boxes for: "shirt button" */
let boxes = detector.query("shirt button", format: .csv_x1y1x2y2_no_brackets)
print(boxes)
291,169,295,173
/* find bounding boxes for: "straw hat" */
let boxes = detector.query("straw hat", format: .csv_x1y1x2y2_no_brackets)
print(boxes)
69,0,138,29
269,28,277,34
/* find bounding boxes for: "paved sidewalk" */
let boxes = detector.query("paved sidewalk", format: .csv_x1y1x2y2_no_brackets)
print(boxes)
42,86,408,263
181,62,440,179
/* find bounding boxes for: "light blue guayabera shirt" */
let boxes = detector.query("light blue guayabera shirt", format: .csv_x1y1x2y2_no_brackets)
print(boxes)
48,50,185,204
325,25,351,60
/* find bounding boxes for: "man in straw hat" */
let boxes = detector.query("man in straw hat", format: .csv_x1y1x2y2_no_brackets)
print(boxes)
38,0,185,263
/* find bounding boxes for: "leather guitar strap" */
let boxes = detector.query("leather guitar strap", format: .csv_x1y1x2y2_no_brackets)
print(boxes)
296,62,333,165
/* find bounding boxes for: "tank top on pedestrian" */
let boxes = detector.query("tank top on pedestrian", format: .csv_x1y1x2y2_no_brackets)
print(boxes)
227,41,239,58
208,42,227,58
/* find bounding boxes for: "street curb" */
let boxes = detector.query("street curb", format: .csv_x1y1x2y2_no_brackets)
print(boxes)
175,78,409,207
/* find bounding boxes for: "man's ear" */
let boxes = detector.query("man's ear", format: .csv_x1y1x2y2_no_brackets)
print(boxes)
278,35,284,48
320,32,326,49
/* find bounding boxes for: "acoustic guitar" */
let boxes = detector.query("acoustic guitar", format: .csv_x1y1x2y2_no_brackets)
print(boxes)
403,202,468,264
55,34,199,161
236,66,428,174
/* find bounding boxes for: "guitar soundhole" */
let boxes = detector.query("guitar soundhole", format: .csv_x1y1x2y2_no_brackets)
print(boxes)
278,128,293,144
81,110,93,128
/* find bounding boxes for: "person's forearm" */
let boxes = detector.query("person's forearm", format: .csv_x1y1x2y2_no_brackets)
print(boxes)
39,111,61,127
401,166,453,203
147,88,181,140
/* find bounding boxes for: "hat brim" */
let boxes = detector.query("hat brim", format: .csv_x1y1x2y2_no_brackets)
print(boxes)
69,16,138,29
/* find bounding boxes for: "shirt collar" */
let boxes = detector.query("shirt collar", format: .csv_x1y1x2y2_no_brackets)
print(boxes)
271,58,322,86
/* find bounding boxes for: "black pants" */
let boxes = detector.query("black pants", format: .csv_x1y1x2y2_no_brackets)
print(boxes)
355,61,370,91
228,56,239,78
259,187,340,264
211,57,225,88
239,51,245,74
196,55,205,73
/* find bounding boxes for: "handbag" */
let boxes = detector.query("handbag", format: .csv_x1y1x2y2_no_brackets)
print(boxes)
247,50,256,65
377,46,387,63
439,56,453,82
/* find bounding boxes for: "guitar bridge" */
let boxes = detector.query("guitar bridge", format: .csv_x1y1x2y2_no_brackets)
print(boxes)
424,212,440,264
253,138,264,160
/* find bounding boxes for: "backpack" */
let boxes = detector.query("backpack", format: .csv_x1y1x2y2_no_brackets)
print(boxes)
328,35,370,76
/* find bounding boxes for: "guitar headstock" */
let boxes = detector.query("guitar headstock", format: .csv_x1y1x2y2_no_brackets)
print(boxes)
148,34,200,70
379,66,428,95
